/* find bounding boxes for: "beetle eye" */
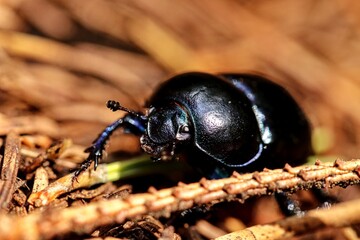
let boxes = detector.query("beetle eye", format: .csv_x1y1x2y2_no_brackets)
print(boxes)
179,125,190,133
176,125,191,141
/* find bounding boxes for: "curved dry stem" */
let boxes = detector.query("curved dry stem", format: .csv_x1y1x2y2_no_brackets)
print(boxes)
216,196,360,240
1,158,360,239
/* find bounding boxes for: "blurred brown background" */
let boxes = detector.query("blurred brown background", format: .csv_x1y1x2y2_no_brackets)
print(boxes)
0,0,359,160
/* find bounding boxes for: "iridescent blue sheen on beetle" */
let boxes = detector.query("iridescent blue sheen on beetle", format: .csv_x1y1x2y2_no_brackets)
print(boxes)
75,72,312,179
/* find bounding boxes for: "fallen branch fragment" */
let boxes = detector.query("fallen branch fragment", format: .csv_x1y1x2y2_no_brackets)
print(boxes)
27,155,177,206
27,164,108,206
215,195,360,240
1,159,360,239
0,131,21,209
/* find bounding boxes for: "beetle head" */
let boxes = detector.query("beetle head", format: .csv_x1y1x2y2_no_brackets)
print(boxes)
140,103,192,161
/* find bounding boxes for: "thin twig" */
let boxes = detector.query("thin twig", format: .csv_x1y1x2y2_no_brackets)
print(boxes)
0,159,360,239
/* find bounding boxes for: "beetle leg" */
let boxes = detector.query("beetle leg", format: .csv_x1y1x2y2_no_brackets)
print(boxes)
74,118,126,177
170,141,176,157
165,125,189,161
74,113,147,178
275,189,338,217
275,192,304,217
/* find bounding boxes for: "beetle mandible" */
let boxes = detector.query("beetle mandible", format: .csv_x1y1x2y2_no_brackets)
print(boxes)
75,72,312,179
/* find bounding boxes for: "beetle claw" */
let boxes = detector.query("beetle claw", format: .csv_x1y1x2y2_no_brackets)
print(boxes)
73,145,103,179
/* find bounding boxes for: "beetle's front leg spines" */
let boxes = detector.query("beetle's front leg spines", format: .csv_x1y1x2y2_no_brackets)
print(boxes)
73,138,107,179
73,118,126,179
73,146,104,178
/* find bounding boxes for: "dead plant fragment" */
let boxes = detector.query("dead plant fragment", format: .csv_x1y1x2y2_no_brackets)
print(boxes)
1,0,360,239
1,131,360,240
0,131,20,209
215,197,360,240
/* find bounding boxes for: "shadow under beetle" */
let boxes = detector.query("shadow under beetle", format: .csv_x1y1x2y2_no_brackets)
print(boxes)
75,72,313,179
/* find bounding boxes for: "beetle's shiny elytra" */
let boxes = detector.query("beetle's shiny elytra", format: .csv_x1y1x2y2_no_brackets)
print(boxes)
75,72,312,179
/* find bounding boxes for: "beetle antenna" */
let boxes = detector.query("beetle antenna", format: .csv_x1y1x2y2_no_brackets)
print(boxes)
107,100,146,120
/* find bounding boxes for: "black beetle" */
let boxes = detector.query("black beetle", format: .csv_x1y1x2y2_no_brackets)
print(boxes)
75,72,312,179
